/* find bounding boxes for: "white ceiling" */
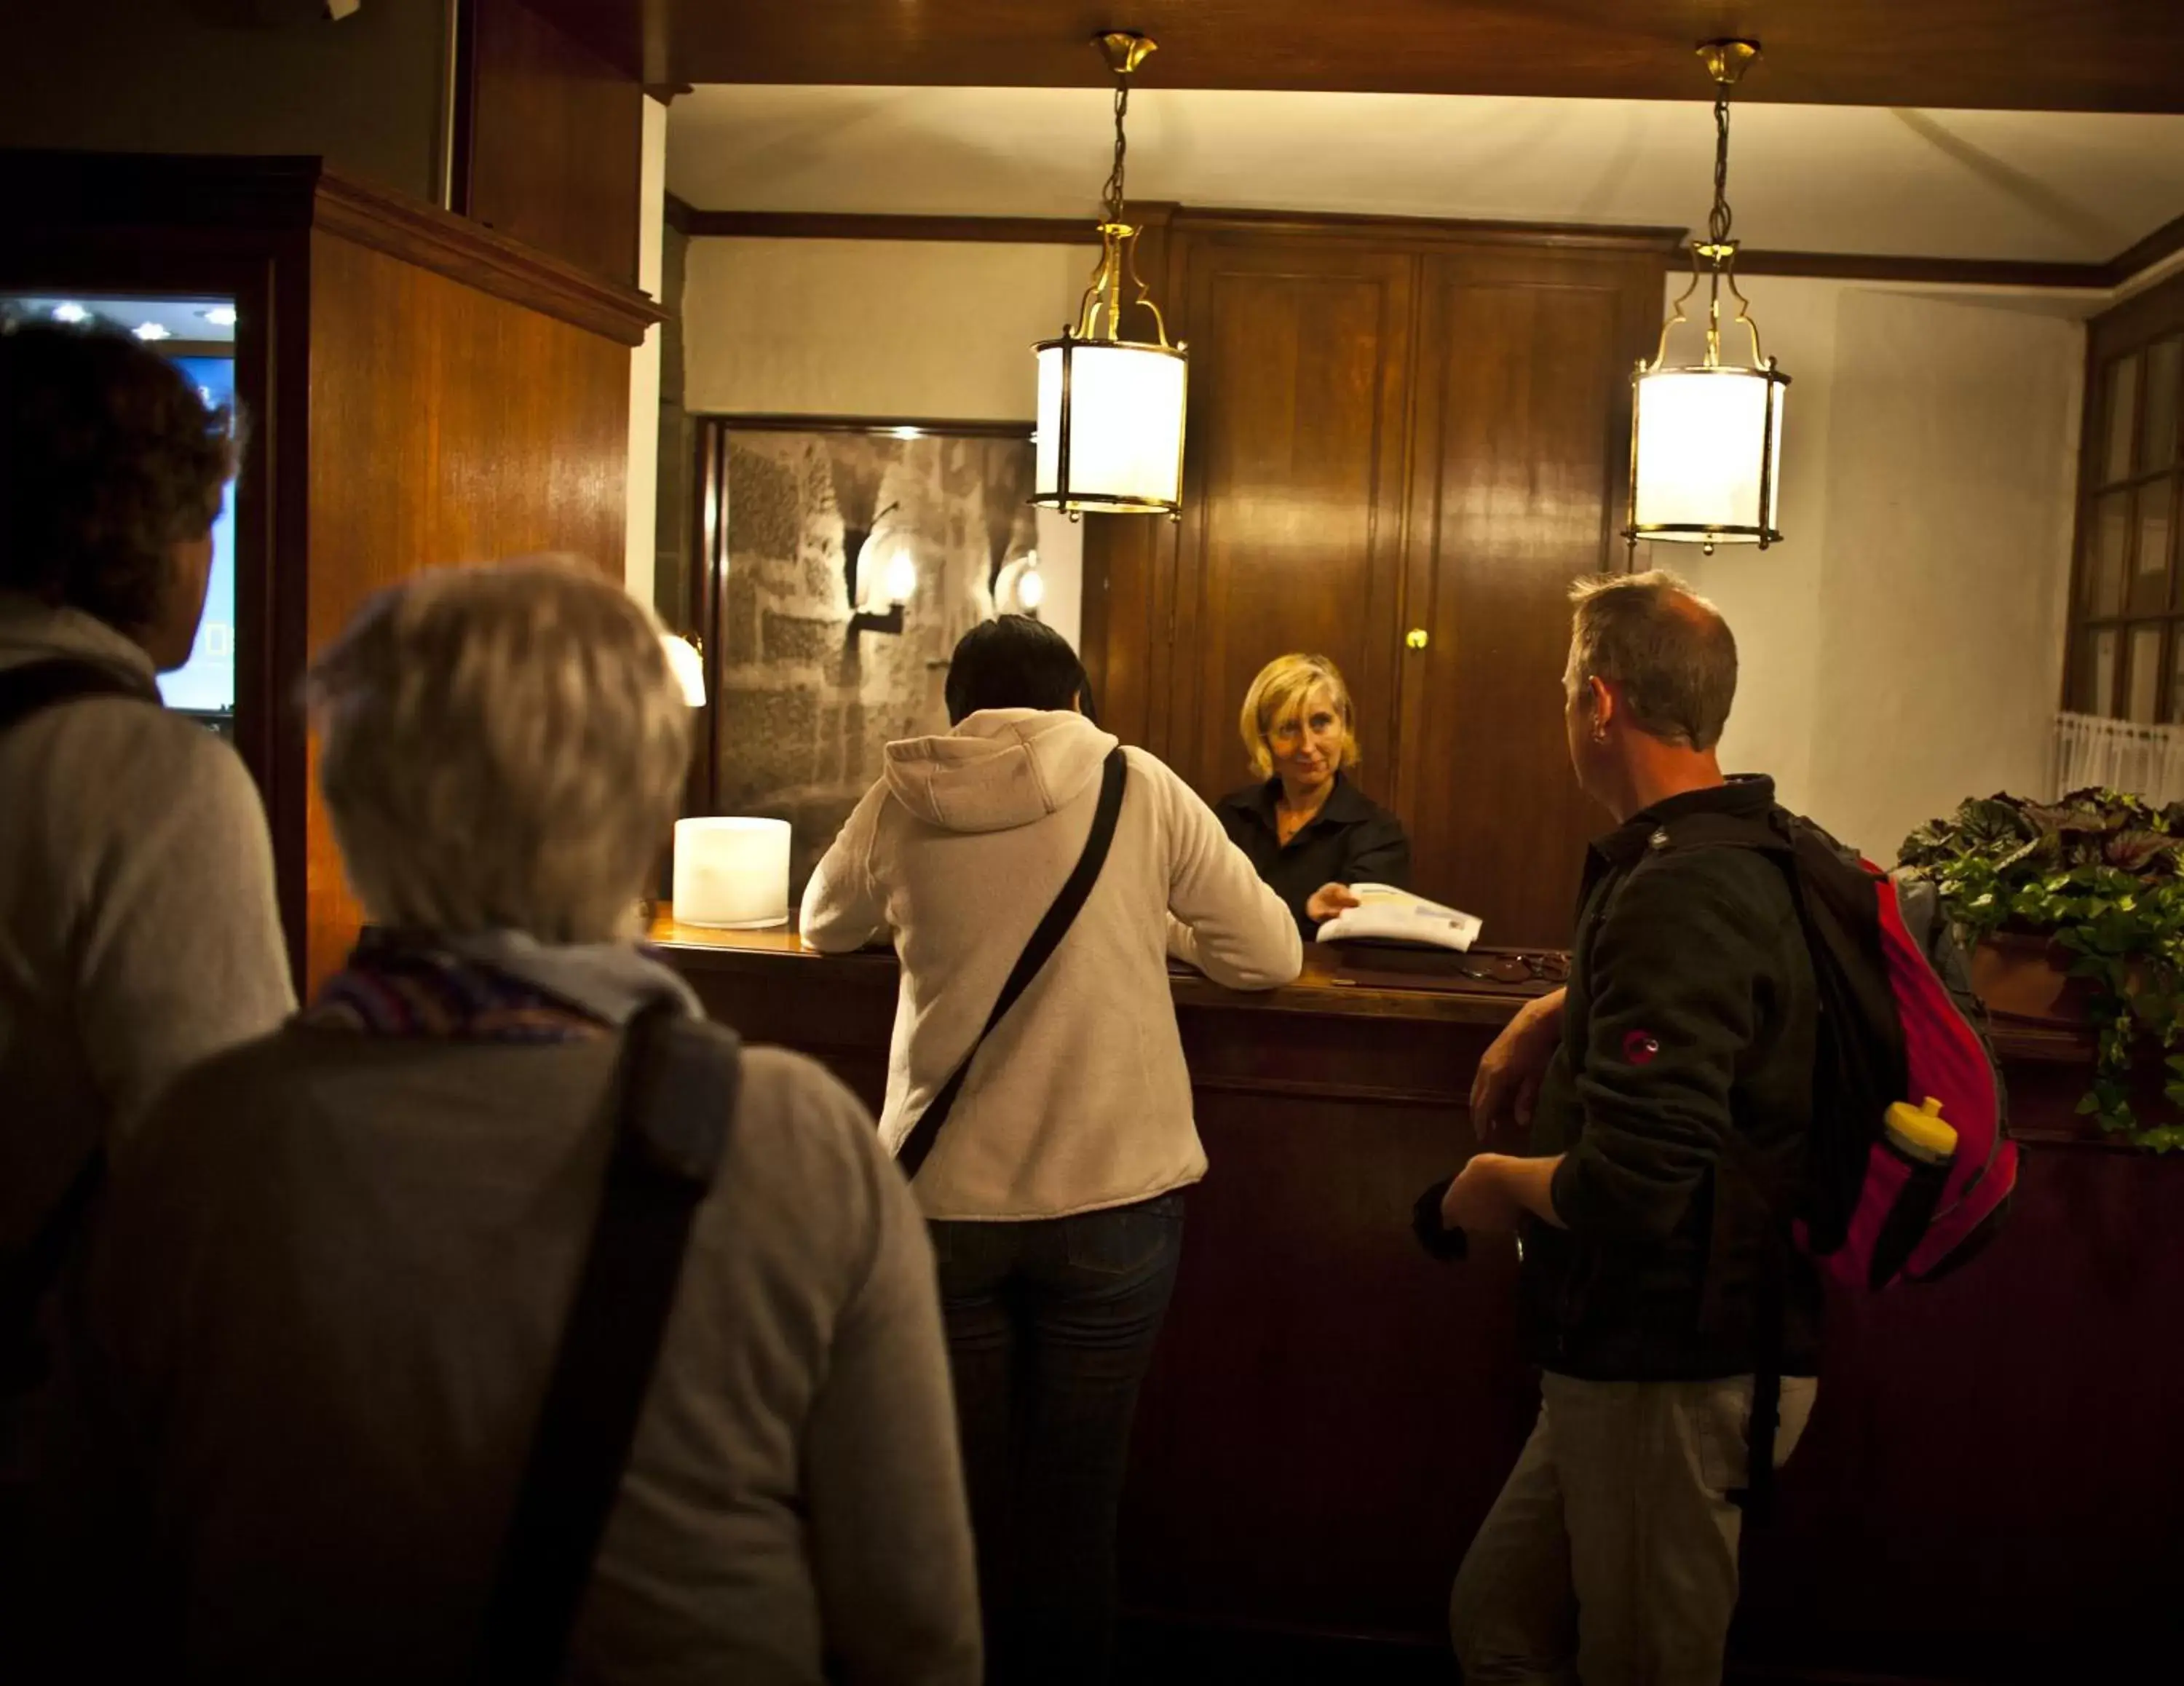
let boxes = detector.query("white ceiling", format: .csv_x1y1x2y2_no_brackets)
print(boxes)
668,85,2184,264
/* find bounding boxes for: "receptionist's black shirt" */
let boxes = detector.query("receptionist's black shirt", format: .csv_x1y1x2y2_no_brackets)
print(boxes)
1213,773,1411,941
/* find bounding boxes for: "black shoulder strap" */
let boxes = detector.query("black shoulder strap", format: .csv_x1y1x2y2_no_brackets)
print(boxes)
0,663,162,1393
0,1149,109,1396
1634,805,1800,1524
896,745,1128,1179
0,657,159,734
481,1002,740,1684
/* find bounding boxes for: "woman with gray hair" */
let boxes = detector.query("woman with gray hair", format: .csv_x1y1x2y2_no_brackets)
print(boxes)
44,558,979,1684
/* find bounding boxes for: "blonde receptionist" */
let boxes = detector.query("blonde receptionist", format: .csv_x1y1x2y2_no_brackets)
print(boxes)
1214,653,1411,941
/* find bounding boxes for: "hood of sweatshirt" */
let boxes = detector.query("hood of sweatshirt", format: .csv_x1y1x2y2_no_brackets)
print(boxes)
882,708,1120,834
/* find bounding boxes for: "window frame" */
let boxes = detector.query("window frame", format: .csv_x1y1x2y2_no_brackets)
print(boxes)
2065,274,2184,724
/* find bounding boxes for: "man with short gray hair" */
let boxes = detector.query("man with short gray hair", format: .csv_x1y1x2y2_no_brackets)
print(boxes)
1429,569,1822,1685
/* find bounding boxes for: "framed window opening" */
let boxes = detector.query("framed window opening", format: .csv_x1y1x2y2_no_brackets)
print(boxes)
2067,277,2184,724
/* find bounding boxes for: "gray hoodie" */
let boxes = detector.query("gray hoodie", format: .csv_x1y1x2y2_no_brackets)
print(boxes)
801,708,1300,1220
0,593,292,1257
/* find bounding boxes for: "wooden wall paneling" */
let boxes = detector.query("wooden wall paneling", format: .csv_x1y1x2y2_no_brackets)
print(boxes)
1394,246,1664,946
1120,1009,1522,1639
668,948,898,1112
1733,1137,2184,1680
459,0,644,285
300,228,632,987
1163,229,1417,800
261,240,317,989
1077,484,1171,751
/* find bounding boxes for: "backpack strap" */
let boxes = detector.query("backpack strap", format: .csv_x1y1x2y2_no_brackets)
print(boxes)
0,1149,110,1396
0,658,165,1395
481,1002,740,1683
896,745,1128,1179
1624,804,1801,1522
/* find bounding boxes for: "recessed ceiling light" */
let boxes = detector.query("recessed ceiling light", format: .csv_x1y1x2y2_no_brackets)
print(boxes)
51,303,89,323
200,305,238,327
133,322,173,342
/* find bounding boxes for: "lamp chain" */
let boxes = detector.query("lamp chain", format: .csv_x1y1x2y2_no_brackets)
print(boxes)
1101,78,1130,223
1708,87,1735,250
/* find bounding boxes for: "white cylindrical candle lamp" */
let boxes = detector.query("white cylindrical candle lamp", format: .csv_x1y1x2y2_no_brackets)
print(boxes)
673,817,791,929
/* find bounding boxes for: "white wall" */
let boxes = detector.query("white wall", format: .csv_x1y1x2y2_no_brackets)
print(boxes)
1669,279,1845,808
1676,278,2084,860
684,237,1087,418
681,237,1090,648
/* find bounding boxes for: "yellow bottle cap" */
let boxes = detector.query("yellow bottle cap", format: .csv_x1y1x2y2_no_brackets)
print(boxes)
1885,1096,1958,1163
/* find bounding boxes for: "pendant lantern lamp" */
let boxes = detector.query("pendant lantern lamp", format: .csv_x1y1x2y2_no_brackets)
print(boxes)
1030,32,1188,521
1627,41,1789,555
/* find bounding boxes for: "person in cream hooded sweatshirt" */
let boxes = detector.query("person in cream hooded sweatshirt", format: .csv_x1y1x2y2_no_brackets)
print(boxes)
801,615,1299,1686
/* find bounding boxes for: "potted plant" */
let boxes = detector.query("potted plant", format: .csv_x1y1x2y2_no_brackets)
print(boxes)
1897,789,2184,1151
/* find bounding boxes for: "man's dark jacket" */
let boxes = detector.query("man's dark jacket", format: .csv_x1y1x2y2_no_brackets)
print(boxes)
1521,775,1822,1380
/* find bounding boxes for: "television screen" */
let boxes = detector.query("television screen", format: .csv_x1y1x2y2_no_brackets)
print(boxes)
2,295,240,728
159,354,237,720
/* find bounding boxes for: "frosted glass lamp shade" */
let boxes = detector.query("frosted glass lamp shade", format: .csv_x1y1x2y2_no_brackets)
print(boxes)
673,818,791,930
1032,336,1187,517
1629,364,1787,548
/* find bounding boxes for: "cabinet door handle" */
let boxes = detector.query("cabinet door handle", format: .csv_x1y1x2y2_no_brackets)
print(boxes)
1405,628,1430,652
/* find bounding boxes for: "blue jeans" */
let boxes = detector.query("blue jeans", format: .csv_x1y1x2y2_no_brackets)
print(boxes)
929,1191,1184,1686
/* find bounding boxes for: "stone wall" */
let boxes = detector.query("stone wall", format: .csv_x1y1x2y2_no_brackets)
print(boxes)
711,427,1037,893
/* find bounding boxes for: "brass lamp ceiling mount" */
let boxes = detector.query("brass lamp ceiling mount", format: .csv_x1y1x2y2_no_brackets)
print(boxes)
1096,30,1158,76
1699,38,1760,88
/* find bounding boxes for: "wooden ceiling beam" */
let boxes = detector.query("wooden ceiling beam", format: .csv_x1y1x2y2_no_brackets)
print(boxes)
526,1,2184,116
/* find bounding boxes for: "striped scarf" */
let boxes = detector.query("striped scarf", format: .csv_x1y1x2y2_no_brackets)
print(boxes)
305,931,612,1043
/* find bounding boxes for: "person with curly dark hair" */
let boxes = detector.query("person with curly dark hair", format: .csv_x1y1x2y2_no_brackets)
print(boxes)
0,322,293,1535
1,321,234,662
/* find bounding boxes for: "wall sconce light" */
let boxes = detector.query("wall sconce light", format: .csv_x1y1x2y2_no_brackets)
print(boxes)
662,630,706,708
844,499,915,636
1029,32,1188,522
1626,40,1789,556
994,552,1047,618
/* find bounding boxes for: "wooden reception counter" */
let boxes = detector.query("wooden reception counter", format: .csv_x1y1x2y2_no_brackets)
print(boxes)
650,913,2184,1683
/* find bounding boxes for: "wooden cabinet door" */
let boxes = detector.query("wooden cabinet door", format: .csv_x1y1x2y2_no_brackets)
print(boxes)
1393,248,1662,947
1161,235,1416,801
